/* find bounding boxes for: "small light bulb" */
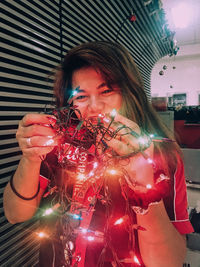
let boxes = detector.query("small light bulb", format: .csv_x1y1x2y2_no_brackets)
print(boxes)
114,217,124,225
81,228,87,234
73,214,82,220
37,232,47,238
147,158,153,164
138,137,147,145
103,117,110,123
133,255,141,265
87,236,95,241
110,109,117,118
77,173,85,180
89,171,94,177
108,169,117,175
72,90,78,96
98,113,104,118
93,162,98,168
43,208,53,216
68,241,74,251
146,184,152,189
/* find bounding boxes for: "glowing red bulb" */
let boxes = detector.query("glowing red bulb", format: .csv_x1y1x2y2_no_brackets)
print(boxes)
114,217,124,225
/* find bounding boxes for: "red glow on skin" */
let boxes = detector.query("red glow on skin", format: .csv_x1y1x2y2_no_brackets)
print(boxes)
114,217,124,225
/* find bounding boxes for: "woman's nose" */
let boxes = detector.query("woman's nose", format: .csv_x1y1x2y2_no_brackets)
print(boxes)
88,96,104,113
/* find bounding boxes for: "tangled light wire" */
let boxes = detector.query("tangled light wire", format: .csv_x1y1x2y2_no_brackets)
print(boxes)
39,105,174,266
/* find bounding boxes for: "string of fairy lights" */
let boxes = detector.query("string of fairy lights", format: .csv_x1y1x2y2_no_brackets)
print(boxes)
36,104,172,266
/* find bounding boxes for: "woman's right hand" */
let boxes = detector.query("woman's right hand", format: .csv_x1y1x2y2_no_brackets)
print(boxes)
16,113,58,162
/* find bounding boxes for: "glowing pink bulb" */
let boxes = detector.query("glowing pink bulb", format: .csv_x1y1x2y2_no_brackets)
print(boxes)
81,228,87,234
147,158,153,164
87,236,95,241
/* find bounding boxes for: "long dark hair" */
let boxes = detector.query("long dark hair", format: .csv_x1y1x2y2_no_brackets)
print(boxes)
53,40,181,177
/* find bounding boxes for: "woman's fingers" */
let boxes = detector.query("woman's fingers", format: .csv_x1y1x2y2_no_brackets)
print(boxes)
22,146,56,158
107,113,140,134
16,113,58,160
23,136,58,148
19,124,56,138
20,113,56,127
105,138,135,156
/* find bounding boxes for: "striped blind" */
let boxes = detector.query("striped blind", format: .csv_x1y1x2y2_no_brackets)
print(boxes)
0,0,172,266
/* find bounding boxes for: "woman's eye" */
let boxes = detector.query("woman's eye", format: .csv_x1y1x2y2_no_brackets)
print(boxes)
101,89,113,94
75,95,87,100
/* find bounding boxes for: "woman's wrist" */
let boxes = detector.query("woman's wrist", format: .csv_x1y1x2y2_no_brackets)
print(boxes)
121,170,171,215
21,154,43,165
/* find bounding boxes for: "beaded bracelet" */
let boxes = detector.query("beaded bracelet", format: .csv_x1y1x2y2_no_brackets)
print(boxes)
10,173,40,200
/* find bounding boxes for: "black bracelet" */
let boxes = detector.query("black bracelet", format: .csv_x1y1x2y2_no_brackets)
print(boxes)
10,173,40,200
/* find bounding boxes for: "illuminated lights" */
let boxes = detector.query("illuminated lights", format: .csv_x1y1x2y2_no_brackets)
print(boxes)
88,171,94,177
147,158,153,164
93,162,98,168
68,241,74,251
72,90,78,96
43,203,60,216
133,255,141,265
87,236,95,241
149,134,154,138
107,169,117,175
43,208,53,216
114,217,124,225
103,117,110,123
98,113,104,118
77,173,86,180
37,232,48,238
44,138,54,146
146,184,152,189
81,228,88,234
110,108,117,118
72,214,82,220
138,136,148,145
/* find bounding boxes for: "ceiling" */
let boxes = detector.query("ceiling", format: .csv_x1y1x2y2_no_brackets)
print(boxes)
162,0,200,48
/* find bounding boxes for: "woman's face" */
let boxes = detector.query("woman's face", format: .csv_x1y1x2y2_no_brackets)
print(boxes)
71,67,122,119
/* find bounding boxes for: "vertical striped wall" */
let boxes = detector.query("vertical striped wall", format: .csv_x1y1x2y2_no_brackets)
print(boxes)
0,0,172,266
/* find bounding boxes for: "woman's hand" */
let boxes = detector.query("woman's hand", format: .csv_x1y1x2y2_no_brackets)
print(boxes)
16,113,58,162
104,113,154,188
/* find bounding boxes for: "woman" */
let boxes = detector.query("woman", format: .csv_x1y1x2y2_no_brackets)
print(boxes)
4,41,193,267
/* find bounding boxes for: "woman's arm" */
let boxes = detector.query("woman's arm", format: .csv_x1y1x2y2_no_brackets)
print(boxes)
137,200,186,267
3,156,44,223
3,113,57,224
104,112,187,266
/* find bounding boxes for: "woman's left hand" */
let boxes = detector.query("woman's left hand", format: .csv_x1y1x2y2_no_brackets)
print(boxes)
104,113,154,189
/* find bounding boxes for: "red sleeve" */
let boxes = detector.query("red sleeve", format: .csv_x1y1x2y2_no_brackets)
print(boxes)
39,175,50,190
170,157,194,234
